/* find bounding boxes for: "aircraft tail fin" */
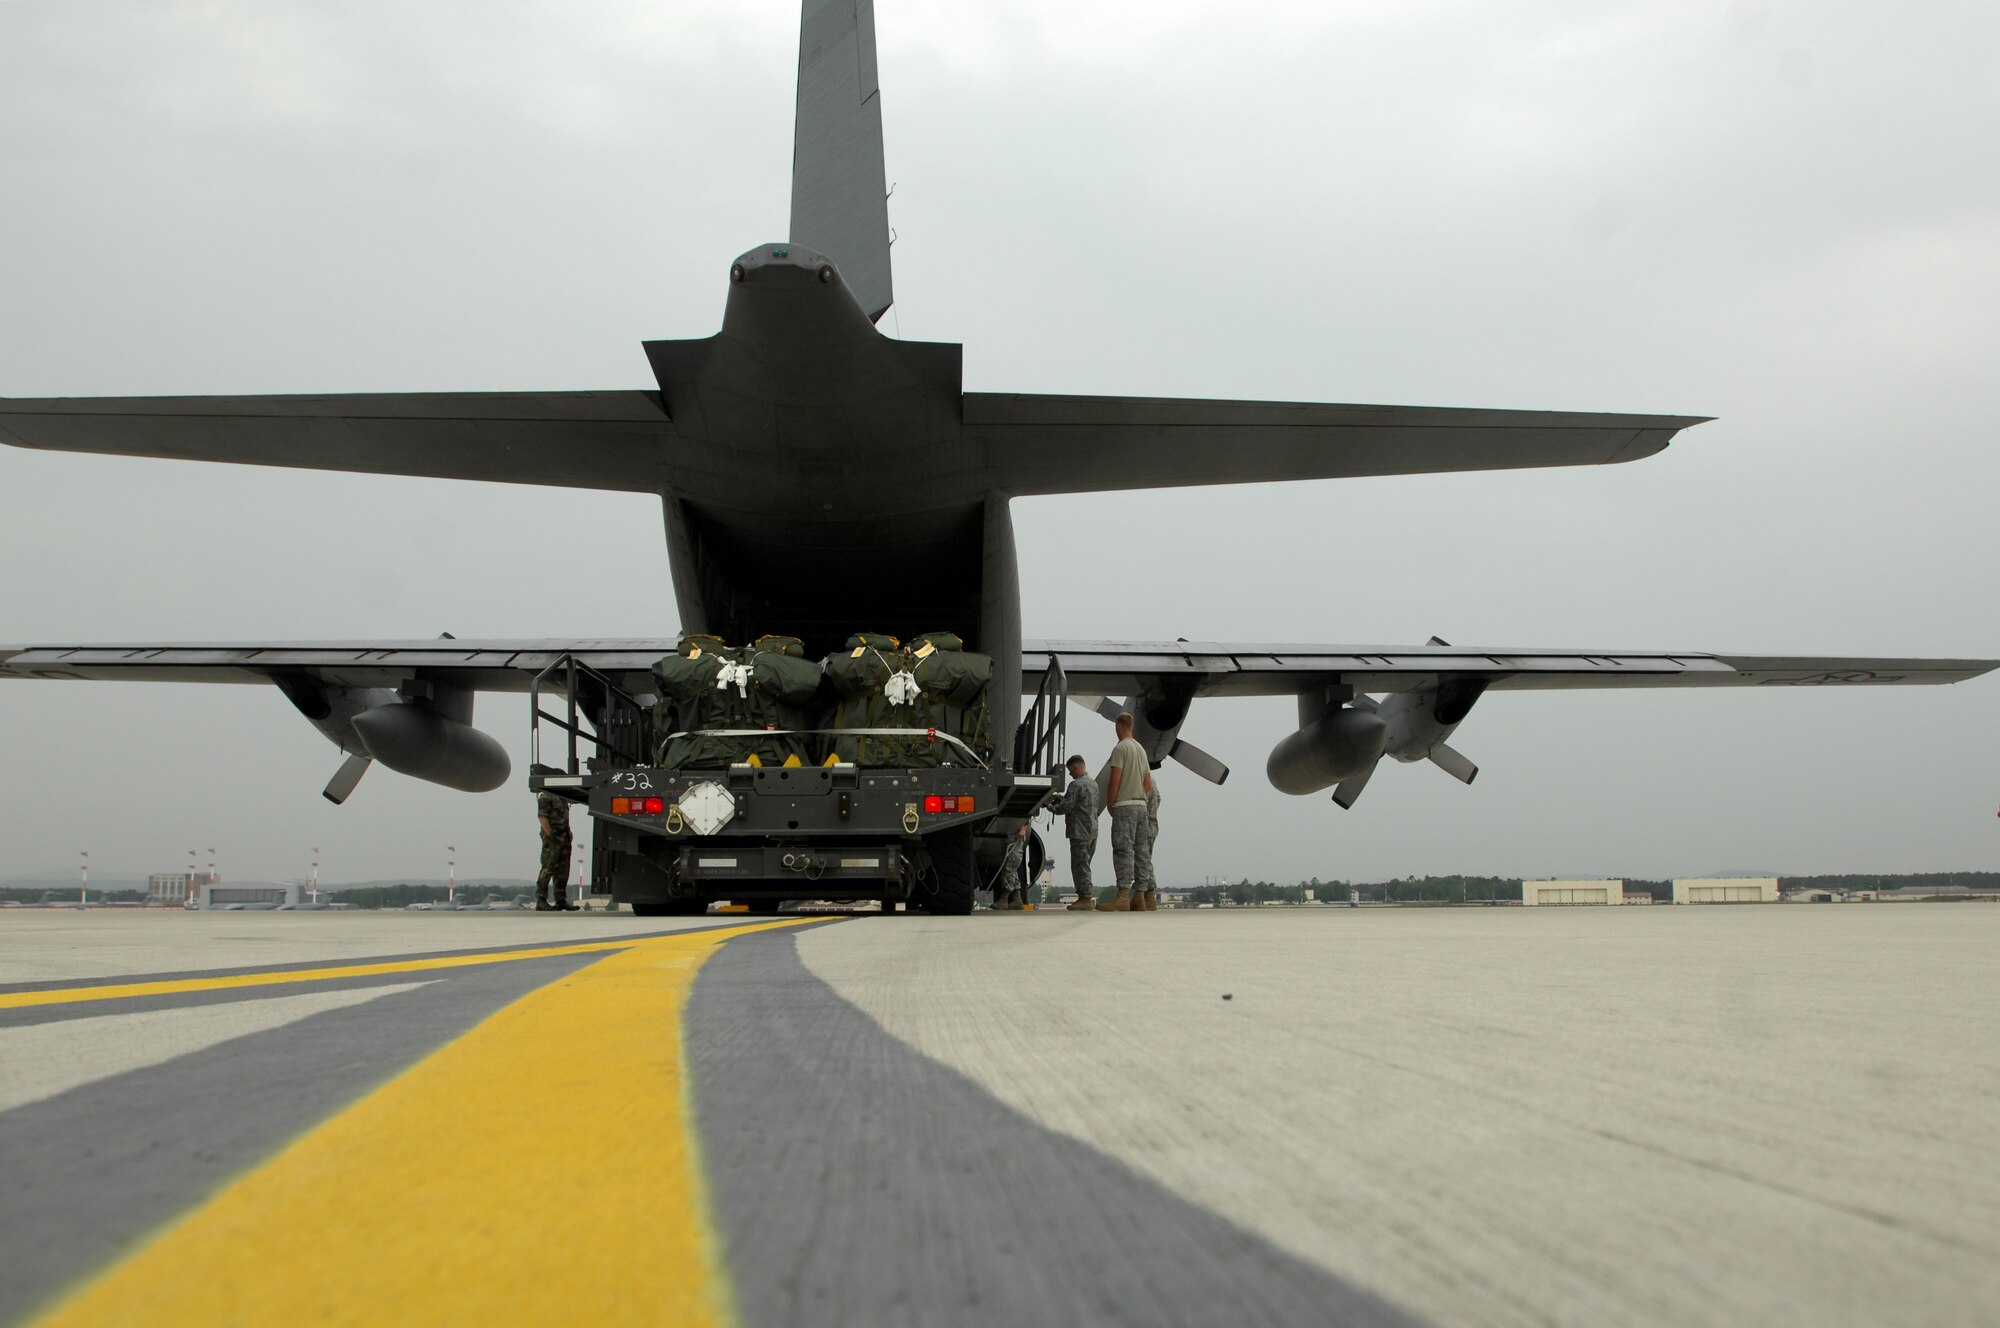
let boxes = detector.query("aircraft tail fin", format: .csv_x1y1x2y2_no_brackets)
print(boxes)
791,0,894,322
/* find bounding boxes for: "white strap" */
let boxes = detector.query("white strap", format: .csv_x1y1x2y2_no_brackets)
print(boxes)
714,660,754,698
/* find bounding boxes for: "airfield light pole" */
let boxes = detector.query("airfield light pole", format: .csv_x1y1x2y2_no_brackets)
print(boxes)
188,849,199,907
79,850,88,909
310,847,320,905
447,846,456,907
207,847,217,891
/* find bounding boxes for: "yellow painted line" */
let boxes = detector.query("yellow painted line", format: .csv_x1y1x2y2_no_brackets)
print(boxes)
30,918,815,1328
0,933,721,1011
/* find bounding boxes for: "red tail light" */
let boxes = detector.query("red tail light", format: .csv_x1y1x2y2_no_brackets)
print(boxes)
924,795,943,814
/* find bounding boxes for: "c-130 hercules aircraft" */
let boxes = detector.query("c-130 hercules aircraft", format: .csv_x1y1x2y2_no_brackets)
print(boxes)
2,1,1993,912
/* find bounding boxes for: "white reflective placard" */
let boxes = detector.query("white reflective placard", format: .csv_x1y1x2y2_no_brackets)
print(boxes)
679,781,736,837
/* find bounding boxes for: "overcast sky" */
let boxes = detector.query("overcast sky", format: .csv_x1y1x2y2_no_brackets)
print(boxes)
3,0,1996,888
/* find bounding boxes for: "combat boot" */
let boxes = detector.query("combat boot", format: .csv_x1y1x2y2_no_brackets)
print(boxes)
1142,889,1159,911
1096,887,1133,912
1066,891,1095,911
534,876,556,911
552,889,579,913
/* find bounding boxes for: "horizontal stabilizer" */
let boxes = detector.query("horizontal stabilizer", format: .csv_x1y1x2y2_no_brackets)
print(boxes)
0,392,674,490
966,395,1710,496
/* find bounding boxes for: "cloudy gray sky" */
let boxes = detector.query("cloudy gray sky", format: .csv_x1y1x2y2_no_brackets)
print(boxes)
3,0,1996,888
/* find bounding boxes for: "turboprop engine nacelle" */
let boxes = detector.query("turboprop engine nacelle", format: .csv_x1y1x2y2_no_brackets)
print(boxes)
1380,678,1488,764
276,674,510,795
1266,705,1387,796
352,703,510,792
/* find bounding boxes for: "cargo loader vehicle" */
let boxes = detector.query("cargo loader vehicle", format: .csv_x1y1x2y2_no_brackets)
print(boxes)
527,645,1069,916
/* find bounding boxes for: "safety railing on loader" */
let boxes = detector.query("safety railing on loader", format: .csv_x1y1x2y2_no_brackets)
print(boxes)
1013,654,1068,778
530,654,649,776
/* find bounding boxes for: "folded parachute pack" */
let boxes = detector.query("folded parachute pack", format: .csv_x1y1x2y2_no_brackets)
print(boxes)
821,630,993,768
653,633,825,769
906,631,993,767
822,633,921,767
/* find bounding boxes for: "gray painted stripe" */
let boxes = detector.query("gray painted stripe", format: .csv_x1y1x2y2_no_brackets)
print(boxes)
685,931,1424,1328
0,967,468,1028
0,920,745,996
0,951,601,1327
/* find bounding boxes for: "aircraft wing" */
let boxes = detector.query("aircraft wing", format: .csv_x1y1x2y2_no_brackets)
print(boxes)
6,636,1992,806
1024,640,2000,698
0,640,679,692
0,392,676,490
0,638,684,802
1022,638,1997,802
17,637,1988,695
965,395,1710,494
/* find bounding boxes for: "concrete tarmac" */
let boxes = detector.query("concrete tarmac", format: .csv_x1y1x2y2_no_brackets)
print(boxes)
2,905,1995,1326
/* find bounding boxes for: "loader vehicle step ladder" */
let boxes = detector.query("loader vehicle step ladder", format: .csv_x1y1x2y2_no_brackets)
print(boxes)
1013,655,1068,780
529,653,649,790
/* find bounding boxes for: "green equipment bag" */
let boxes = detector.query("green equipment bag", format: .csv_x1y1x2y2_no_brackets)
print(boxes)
652,636,804,768
824,644,892,700
822,634,924,766
738,644,824,767
909,637,994,764
911,641,991,708
749,648,823,707
654,637,729,766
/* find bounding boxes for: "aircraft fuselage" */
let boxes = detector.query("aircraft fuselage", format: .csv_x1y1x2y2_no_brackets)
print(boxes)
645,243,1025,737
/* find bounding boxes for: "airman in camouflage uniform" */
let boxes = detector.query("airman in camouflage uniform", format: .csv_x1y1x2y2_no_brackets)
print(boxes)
536,788,578,911
1053,754,1103,910
1101,714,1155,912
1138,781,1161,909
992,822,1029,911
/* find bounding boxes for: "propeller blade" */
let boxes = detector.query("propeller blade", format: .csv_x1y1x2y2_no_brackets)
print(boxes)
1091,694,1226,782
1428,742,1478,785
322,752,372,805
1167,738,1230,785
1332,760,1378,809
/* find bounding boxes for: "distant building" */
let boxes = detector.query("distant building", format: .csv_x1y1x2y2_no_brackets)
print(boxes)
192,881,305,909
1624,890,1655,905
1521,879,1624,906
1672,877,1780,904
147,872,208,904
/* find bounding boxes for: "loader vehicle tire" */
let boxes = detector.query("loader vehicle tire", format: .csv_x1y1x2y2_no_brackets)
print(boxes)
918,827,976,916
631,896,708,917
